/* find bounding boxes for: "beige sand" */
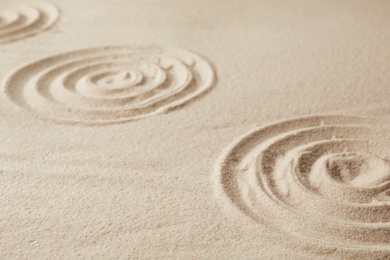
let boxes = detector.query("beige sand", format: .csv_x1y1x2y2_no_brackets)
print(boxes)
1,0,390,259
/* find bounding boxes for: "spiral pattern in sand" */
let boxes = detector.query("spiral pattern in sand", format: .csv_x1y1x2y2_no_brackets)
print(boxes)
0,0,59,44
3,46,215,124
215,115,390,252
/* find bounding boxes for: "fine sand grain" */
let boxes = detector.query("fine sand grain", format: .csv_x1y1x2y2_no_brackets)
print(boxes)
1,0,390,259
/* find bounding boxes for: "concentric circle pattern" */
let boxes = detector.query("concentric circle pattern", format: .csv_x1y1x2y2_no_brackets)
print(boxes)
0,0,59,44
215,115,390,253
3,46,215,124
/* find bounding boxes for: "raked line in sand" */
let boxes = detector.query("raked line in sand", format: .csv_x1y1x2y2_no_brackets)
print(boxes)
0,0,59,44
2,45,216,125
213,115,390,257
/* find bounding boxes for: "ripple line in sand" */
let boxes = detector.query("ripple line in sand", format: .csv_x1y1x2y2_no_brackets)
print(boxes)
0,0,59,44
214,115,390,254
2,46,216,125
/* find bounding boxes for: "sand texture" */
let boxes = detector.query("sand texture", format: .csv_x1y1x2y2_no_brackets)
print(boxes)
214,115,390,258
1,0,390,259
3,45,215,125
0,0,59,44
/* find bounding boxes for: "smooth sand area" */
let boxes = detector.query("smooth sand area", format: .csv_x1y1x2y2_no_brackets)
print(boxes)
1,0,390,259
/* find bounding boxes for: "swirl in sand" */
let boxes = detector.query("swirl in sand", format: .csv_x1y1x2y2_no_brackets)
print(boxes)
214,115,390,255
0,0,59,44
2,46,215,125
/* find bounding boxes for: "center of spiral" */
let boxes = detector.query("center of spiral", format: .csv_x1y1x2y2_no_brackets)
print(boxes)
104,71,131,84
326,153,390,188
90,69,144,90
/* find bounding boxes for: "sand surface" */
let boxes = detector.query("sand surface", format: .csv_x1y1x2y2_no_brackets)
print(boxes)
1,0,390,259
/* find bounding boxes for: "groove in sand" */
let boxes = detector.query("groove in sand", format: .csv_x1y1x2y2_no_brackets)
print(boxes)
0,0,59,44
2,45,216,125
214,115,390,255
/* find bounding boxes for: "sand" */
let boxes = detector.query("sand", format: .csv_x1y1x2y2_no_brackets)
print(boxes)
0,0,390,259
